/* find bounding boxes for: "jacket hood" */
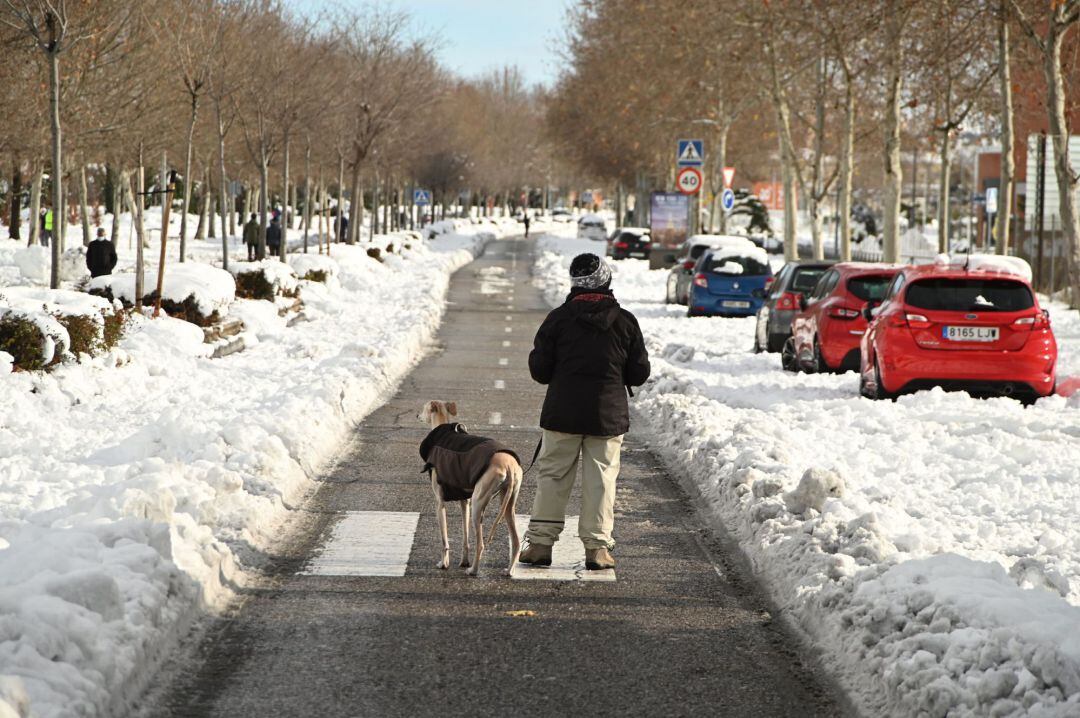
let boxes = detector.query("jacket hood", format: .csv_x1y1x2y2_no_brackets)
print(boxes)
565,288,620,332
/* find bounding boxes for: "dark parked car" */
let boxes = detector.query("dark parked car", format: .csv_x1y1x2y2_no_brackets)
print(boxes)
666,235,758,305
753,260,834,353
609,227,652,260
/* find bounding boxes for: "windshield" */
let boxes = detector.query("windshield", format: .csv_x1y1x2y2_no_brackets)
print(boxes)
706,255,770,276
791,267,827,293
905,278,1034,312
689,244,713,260
848,275,894,302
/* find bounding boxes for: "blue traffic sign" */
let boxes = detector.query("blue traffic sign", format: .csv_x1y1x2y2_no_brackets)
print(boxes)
677,139,704,167
413,189,432,206
721,188,736,212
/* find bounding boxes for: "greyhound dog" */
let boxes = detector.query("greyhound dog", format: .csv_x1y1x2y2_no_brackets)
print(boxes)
418,400,522,576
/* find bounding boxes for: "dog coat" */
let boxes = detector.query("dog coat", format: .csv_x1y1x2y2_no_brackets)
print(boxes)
420,423,520,502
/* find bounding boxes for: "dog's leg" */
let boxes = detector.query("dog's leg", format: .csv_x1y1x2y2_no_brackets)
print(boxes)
459,501,471,568
431,473,450,569
466,473,498,577
505,471,522,574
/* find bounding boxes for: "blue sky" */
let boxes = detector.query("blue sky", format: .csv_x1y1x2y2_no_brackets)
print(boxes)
287,1,570,87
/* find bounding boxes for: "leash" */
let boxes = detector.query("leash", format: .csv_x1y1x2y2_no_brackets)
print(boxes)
521,436,543,477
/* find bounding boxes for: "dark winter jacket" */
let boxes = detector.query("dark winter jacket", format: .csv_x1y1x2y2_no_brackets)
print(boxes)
529,287,650,437
420,422,520,502
85,238,117,278
335,216,348,240
266,222,282,251
243,220,259,247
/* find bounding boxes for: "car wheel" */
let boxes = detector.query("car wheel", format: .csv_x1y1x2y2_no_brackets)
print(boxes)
810,337,828,374
753,332,763,354
781,337,798,372
866,359,894,400
766,333,786,353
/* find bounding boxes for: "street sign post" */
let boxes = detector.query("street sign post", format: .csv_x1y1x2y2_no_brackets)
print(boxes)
721,188,735,213
722,166,735,188
413,189,432,206
677,139,704,167
676,167,703,195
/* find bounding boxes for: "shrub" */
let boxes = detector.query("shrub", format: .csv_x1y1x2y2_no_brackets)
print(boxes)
102,309,128,351
234,270,276,301
403,243,412,251
385,243,395,254
56,314,103,357
367,247,383,262
147,292,220,327
302,270,328,283
0,315,50,371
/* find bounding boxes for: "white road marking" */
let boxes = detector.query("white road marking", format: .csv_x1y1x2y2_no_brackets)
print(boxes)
498,358,509,366
301,511,419,577
511,515,616,582
494,380,506,389
505,327,513,333
505,314,513,321
489,412,503,425
502,340,511,348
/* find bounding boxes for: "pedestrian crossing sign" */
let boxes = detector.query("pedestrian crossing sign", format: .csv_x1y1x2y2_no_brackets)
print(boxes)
677,139,704,167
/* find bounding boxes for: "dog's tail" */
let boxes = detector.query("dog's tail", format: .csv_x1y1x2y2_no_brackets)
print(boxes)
490,463,522,536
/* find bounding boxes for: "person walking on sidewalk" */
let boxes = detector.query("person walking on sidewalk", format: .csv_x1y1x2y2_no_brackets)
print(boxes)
243,213,259,261
519,253,651,570
523,211,531,238
266,215,282,258
85,227,117,278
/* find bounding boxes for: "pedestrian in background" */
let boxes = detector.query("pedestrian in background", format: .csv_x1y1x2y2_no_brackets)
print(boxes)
335,212,348,243
85,227,117,278
519,253,651,570
523,211,531,238
243,213,259,261
40,207,52,247
266,215,283,257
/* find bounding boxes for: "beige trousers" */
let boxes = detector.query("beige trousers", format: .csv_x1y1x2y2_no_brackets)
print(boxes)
525,430,624,550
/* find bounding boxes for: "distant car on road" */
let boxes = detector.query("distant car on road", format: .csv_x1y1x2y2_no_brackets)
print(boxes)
609,227,652,260
577,213,608,242
687,244,773,317
551,208,574,223
785,263,899,373
859,256,1057,403
754,260,834,353
666,235,757,305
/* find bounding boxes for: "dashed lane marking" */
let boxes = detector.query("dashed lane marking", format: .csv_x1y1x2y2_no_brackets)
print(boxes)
505,327,513,333
489,412,503,425
511,515,616,582
300,511,419,577
494,380,506,389
502,340,511,348
498,358,509,366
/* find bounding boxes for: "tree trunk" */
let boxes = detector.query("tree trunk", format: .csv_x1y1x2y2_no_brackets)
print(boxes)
110,170,122,244
809,55,827,260
337,153,346,243
765,33,799,261
882,0,905,264
716,122,730,234
259,157,269,259
28,163,42,247
349,160,362,245
996,0,1015,256
154,149,174,318
48,50,62,288
1044,15,1080,308
9,161,21,240
218,121,229,269
937,128,953,254
303,146,312,253
371,172,380,239
134,145,146,310
78,163,91,246
838,75,856,261
280,133,290,260
179,96,198,263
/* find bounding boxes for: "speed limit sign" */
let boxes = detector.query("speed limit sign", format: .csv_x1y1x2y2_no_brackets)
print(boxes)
676,166,702,195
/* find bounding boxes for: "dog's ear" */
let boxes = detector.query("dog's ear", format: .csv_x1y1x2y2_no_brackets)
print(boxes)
446,402,458,416
428,401,439,413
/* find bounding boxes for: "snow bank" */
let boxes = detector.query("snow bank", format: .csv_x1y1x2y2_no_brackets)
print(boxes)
288,254,340,282
0,228,503,717
534,234,1080,717
228,260,300,298
89,263,235,319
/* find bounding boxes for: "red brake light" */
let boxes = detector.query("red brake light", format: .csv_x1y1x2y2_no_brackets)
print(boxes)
693,273,709,288
905,313,930,329
615,241,628,249
828,307,860,319
683,260,696,270
765,276,775,289
1015,312,1049,329
777,291,801,310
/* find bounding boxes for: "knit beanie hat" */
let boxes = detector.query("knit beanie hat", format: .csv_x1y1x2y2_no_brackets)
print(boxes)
569,253,611,290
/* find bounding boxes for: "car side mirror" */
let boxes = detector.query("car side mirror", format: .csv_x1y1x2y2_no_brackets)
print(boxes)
798,295,808,311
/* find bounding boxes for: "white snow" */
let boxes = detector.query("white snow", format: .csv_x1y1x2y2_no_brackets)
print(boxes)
89,263,236,318
933,253,1035,281
535,232,1080,717
287,253,340,282
227,260,300,297
0,215,512,717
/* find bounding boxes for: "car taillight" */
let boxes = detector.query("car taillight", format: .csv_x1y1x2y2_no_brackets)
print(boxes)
828,307,860,319
765,277,775,289
615,241,628,249
693,273,709,288
682,260,695,270
776,291,801,310
1014,312,1050,329
905,313,930,329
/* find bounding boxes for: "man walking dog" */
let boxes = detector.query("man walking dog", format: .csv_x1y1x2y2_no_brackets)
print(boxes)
519,253,650,570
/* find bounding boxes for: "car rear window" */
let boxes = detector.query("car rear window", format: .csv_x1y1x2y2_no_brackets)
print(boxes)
706,256,770,276
618,232,647,243
791,267,827,292
848,275,893,301
905,278,1034,312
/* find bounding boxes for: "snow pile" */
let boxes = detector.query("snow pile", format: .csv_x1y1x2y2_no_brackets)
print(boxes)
711,244,769,266
933,253,1034,281
0,288,117,367
534,234,1080,716
228,260,300,298
13,245,49,283
288,254,340,282
0,229,500,717
89,262,236,319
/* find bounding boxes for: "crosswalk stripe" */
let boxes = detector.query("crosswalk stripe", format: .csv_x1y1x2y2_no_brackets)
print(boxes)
511,515,616,582
301,511,419,577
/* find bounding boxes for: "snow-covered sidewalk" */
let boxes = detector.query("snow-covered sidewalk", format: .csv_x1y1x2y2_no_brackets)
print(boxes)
0,223,513,717
535,234,1080,717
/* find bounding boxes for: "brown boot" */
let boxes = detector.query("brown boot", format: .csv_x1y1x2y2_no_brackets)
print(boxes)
585,547,615,570
518,542,552,567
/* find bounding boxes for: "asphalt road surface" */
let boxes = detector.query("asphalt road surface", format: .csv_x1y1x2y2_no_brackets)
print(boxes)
153,236,849,718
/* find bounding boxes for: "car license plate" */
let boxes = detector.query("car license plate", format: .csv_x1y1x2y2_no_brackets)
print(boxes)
631,252,647,258
943,325,999,342
722,300,750,309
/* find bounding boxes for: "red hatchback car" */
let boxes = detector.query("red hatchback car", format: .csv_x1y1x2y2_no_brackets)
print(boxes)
860,257,1057,403
786,263,899,373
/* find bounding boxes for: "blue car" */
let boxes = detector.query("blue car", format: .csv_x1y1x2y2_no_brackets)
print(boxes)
687,246,774,317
